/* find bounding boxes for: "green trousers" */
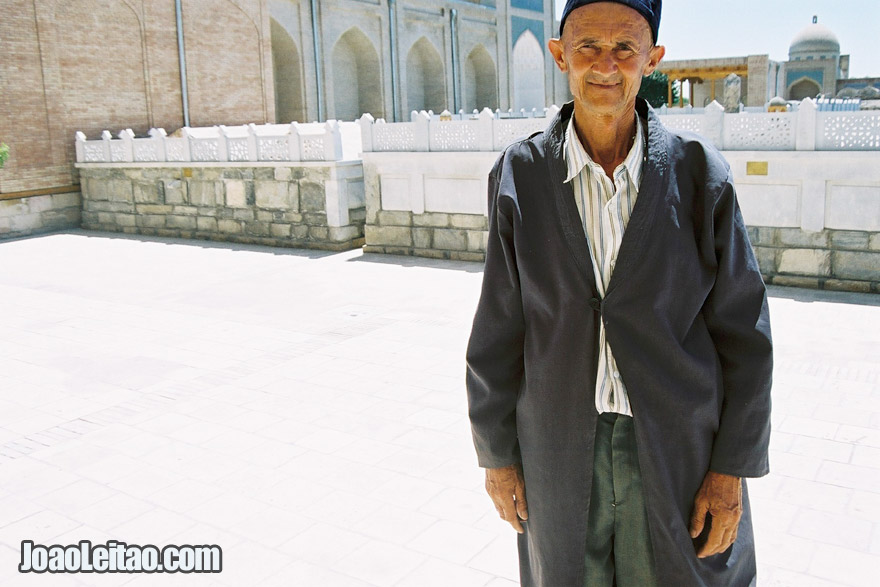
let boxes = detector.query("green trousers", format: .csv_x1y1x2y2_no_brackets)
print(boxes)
584,412,658,587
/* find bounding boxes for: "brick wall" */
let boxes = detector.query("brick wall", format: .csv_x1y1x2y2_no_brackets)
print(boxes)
0,0,273,195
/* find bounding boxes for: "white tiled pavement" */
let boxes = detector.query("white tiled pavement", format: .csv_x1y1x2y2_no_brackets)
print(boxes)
0,229,877,586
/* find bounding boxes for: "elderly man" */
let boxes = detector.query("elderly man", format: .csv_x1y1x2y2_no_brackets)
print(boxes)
465,1,773,585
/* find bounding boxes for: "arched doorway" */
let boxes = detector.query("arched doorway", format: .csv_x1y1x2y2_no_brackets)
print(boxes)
331,28,384,120
512,30,545,111
270,18,305,123
406,37,446,114
464,45,497,112
789,77,822,101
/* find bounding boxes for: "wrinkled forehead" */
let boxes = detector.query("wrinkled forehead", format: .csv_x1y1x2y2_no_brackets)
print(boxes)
563,3,652,42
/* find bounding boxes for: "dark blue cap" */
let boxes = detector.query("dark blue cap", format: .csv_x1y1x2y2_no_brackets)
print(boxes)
559,0,662,43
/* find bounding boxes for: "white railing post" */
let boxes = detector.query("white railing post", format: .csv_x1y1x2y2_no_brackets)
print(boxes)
324,120,343,160
101,130,113,161
117,129,135,162
246,124,259,162
289,122,302,161
358,113,375,152
75,131,86,162
179,127,193,161
414,110,430,152
149,128,167,161
216,126,230,162
796,97,817,151
704,101,724,149
478,107,494,151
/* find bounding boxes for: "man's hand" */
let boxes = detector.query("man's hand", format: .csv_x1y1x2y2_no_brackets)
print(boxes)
485,464,529,533
689,471,743,558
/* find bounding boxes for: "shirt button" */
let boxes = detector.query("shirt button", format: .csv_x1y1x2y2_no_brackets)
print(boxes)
613,371,620,379
610,260,616,269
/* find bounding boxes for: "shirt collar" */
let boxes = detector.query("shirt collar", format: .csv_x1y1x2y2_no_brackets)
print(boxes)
563,113,645,187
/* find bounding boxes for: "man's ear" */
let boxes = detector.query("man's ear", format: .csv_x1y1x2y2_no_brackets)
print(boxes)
643,45,666,76
548,38,567,73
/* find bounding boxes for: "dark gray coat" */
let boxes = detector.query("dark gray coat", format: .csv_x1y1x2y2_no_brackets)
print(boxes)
466,99,772,586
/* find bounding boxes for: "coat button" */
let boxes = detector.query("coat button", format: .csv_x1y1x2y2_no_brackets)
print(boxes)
589,297,601,312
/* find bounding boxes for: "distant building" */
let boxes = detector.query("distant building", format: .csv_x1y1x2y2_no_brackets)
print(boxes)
784,16,847,100
270,0,564,124
0,0,565,196
658,16,877,107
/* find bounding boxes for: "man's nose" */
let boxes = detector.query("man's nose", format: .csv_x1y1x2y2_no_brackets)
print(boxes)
592,51,618,76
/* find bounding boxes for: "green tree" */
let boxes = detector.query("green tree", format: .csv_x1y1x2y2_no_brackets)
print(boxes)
0,143,8,169
638,71,678,108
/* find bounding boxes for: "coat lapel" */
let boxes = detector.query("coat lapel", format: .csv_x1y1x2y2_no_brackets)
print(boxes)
604,100,671,297
545,103,598,296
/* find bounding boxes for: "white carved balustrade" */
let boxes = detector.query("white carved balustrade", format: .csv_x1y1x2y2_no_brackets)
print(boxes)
253,123,293,161
429,110,483,152
493,106,560,151
75,101,880,162
219,125,255,162
164,130,190,162
187,127,224,162
359,111,429,153
817,110,880,150
359,106,560,153
74,121,346,163
294,121,343,161
722,112,798,151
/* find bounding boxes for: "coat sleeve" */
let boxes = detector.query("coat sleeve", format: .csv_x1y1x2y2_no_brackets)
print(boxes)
703,173,773,479
465,155,526,469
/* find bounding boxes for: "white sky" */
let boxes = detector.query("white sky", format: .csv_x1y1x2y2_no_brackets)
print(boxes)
553,0,880,79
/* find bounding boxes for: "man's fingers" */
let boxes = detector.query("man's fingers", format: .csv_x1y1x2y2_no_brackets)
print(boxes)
492,495,523,533
514,481,528,521
485,465,527,534
504,501,525,533
692,471,743,556
697,520,725,558
700,525,736,558
697,513,739,558
689,502,707,539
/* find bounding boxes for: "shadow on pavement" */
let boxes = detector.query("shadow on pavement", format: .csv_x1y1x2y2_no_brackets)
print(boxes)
767,284,880,307
348,251,484,273
15,229,343,260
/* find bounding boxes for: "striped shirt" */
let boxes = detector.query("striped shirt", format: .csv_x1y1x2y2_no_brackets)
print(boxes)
562,114,645,416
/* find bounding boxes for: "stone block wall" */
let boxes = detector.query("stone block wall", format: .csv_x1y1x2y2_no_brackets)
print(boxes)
77,163,365,251
750,228,880,293
364,210,488,262
363,150,879,293
362,151,496,262
0,192,82,240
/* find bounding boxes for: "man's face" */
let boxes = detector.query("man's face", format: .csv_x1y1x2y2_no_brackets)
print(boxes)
550,2,664,118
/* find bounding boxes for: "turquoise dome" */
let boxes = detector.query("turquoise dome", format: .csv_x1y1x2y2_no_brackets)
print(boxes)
789,18,840,57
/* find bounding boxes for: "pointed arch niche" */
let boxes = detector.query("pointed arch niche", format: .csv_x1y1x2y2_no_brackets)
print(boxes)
406,37,446,114
788,77,822,101
512,30,545,111
270,18,305,123
332,28,384,120
464,45,497,112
